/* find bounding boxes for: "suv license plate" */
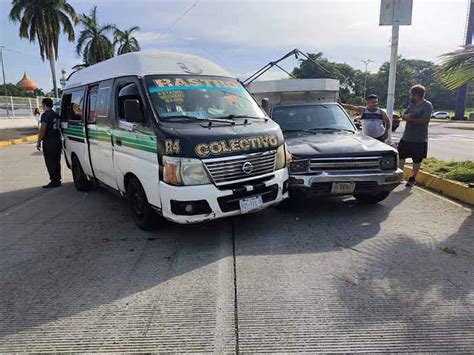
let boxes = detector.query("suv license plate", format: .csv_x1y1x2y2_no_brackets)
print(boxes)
239,196,264,214
331,182,356,194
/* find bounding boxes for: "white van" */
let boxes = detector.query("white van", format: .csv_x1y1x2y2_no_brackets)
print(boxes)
61,52,289,229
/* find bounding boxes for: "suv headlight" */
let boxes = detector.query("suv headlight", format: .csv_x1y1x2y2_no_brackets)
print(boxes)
380,154,397,170
163,156,211,185
275,144,287,170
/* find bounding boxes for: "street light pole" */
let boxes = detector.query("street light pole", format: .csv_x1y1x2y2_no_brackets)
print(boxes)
386,21,399,143
0,46,10,117
361,59,373,100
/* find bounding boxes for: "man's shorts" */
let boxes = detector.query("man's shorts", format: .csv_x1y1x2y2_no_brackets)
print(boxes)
397,139,428,163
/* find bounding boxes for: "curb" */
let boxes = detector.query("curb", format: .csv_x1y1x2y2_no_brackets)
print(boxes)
403,166,474,205
0,134,38,148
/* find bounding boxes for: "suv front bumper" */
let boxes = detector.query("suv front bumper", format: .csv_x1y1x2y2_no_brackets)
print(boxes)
289,169,403,196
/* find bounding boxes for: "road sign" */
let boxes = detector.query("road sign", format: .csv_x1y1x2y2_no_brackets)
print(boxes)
380,0,413,26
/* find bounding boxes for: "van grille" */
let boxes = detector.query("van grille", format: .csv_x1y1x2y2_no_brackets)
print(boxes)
204,150,276,186
309,156,381,172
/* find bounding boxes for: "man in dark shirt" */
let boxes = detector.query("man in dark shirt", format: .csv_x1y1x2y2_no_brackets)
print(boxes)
398,85,433,187
37,98,62,188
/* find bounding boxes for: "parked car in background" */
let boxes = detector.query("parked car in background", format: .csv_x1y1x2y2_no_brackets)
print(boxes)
432,111,450,119
248,79,403,204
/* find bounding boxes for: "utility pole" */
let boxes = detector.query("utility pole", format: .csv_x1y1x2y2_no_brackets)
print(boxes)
0,46,10,117
380,0,412,143
361,59,373,100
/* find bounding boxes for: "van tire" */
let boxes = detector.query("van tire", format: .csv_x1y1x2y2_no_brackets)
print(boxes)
354,191,390,204
72,155,92,192
127,178,155,230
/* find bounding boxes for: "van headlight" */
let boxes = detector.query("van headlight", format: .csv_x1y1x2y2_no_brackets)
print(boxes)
275,144,287,170
380,154,397,170
163,156,211,185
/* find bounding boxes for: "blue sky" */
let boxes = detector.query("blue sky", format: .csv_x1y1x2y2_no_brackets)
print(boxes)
0,0,469,91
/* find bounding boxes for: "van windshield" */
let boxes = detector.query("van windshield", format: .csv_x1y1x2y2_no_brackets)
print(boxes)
272,104,356,133
145,75,266,120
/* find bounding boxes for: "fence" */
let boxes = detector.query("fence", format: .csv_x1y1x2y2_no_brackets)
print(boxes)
0,96,60,118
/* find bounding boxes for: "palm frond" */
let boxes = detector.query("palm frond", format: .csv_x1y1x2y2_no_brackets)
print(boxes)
436,45,474,90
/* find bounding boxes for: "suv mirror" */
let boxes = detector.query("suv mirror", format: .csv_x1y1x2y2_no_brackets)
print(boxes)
124,99,144,123
261,98,270,115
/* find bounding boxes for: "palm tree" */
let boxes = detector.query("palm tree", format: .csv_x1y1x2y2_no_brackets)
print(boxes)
437,45,474,90
76,6,115,66
114,26,141,55
9,0,78,97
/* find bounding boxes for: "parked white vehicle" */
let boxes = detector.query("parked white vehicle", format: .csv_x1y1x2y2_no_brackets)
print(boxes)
431,111,450,119
61,51,289,229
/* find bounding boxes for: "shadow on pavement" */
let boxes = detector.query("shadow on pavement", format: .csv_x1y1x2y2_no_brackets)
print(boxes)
0,183,413,340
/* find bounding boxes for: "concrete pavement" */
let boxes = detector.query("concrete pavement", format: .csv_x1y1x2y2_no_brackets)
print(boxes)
0,143,473,352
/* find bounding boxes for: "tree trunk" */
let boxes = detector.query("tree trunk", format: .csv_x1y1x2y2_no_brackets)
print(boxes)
48,44,58,98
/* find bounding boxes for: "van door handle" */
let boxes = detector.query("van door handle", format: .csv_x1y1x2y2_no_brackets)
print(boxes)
116,138,122,146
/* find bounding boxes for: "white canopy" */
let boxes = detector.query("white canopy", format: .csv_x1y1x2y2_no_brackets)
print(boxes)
65,51,232,89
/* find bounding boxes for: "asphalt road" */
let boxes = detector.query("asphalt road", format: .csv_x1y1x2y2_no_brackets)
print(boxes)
392,121,474,161
0,143,473,353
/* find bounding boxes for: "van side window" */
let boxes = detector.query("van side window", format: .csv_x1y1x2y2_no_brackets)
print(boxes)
61,93,72,121
116,82,150,131
96,87,111,124
87,87,98,124
71,90,85,122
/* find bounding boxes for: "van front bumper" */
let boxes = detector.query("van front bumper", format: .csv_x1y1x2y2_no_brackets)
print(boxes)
159,168,289,224
289,169,403,196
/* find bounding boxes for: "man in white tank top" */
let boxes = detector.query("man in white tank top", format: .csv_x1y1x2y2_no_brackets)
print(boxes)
340,94,391,142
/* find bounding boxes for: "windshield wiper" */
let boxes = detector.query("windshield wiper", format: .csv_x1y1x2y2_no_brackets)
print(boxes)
163,115,235,124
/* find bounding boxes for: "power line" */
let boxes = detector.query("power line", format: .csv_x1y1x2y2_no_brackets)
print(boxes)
2,47,39,59
159,0,200,38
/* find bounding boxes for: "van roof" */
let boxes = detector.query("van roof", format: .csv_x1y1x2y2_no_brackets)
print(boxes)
65,51,232,89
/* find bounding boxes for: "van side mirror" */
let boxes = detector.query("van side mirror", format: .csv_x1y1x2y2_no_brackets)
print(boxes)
124,99,144,123
261,98,270,115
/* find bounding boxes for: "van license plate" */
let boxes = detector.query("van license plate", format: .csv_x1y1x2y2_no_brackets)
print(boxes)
331,182,356,194
239,196,264,214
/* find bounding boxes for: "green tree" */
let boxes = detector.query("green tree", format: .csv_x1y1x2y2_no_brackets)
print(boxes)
114,26,141,55
76,6,115,65
9,0,78,98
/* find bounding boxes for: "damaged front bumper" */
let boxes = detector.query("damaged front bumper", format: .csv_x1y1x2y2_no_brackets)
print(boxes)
289,169,403,196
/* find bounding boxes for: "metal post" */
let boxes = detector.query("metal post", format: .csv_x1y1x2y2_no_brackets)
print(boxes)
10,96,15,118
386,21,399,143
361,59,373,100
0,46,9,117
28,97,33,117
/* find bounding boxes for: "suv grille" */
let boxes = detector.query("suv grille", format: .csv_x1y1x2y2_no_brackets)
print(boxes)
309,156,381,172
204,150,276,186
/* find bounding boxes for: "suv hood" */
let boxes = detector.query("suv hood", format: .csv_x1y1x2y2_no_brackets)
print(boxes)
157,119,284,159
285,131,396,158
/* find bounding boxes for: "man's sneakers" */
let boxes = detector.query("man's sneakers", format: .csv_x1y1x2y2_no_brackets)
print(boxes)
42,182,61,188
405,176,416,188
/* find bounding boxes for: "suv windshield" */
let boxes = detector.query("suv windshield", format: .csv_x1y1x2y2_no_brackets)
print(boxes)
145,75,266,120
272,104,355,132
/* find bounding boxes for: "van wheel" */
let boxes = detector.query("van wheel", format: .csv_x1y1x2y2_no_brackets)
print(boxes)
354,191,390,204
72,155,92,192
128,178,155,230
